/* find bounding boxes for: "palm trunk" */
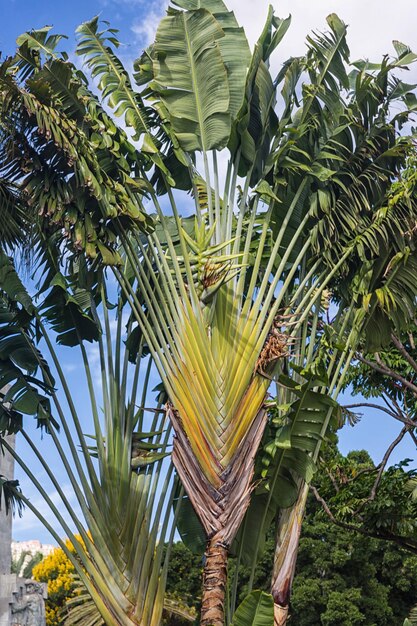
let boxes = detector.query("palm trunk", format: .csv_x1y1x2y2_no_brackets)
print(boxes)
270,484,309,626
201,537,228,626
168,405,268,626
274,604,289,626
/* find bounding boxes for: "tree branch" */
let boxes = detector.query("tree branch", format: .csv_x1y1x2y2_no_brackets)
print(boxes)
353,426,409,515
342,402,416,428
391,332,417,374
357,354,417,397
324,466,340,492
343,466,376,485
310,485,417,555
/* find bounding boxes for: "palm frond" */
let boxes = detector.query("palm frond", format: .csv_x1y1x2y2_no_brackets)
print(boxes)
0,473,24,517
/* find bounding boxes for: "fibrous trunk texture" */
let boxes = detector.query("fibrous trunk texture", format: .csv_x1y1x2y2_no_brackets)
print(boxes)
168,405,268,626
274,603,289,626
201,538,228,626
270,484,309,625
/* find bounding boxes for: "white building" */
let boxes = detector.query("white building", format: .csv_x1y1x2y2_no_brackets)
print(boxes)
11,540,56,561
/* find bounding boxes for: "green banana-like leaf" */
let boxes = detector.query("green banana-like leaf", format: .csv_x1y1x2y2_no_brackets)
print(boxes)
1,35,153,267
231,475,297,565
360,245,417,351
23,55,87,122
76,18,152,141
15,26,65,58
40,273,100,347
150,7,231,152
407,605,417,625
303,13,349,120
0,176,28,251
172,0,251,121
231,591,274,626
0,251,34,313
229,7,290,182
13,26,66,80
173,485,206,555
260,371,340,488
234,368,340,565
0,405,22,435
0,256,58,433
0,315,58,433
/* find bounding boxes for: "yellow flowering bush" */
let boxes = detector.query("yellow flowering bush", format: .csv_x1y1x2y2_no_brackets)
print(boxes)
32,538,82,626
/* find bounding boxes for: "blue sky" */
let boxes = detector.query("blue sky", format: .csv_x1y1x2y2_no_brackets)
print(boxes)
0,0,157,57
1,0,417,543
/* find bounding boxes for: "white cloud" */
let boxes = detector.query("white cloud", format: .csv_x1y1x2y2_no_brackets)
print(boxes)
132,0,417,78
85,342,103,392
228,0,417,61
131,0,166,47
63,363,77,373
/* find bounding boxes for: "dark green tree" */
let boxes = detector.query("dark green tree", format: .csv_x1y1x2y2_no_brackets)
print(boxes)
290,494,417,625
295,441,417,625
311,449,417,553
165,542,203,609
166,448,417,625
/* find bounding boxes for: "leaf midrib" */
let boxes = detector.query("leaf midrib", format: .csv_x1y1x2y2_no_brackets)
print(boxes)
80,23,150,135
183,11,209,153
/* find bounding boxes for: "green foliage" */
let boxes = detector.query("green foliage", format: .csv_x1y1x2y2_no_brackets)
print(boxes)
0,257,83,436
76,17,152,141
344,316,417,428
0,474,23,516
320,589,365,626
228,7,289,185
0,26,153,266
3,2,417,624
173,490,207,556
230,591,274,626
150,8,232,152
288,446,417,625
40,273,100,347
161,542,203,625
11,550,43,578
167,449,417,625
0,250,34,313
348,348,415,400
290,510,417,625
315,445,417,552
233,364,341,565
32,540,78,626
164,542,203,609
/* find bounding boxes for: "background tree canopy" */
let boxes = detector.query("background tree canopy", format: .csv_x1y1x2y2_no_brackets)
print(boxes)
165,448,417,625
